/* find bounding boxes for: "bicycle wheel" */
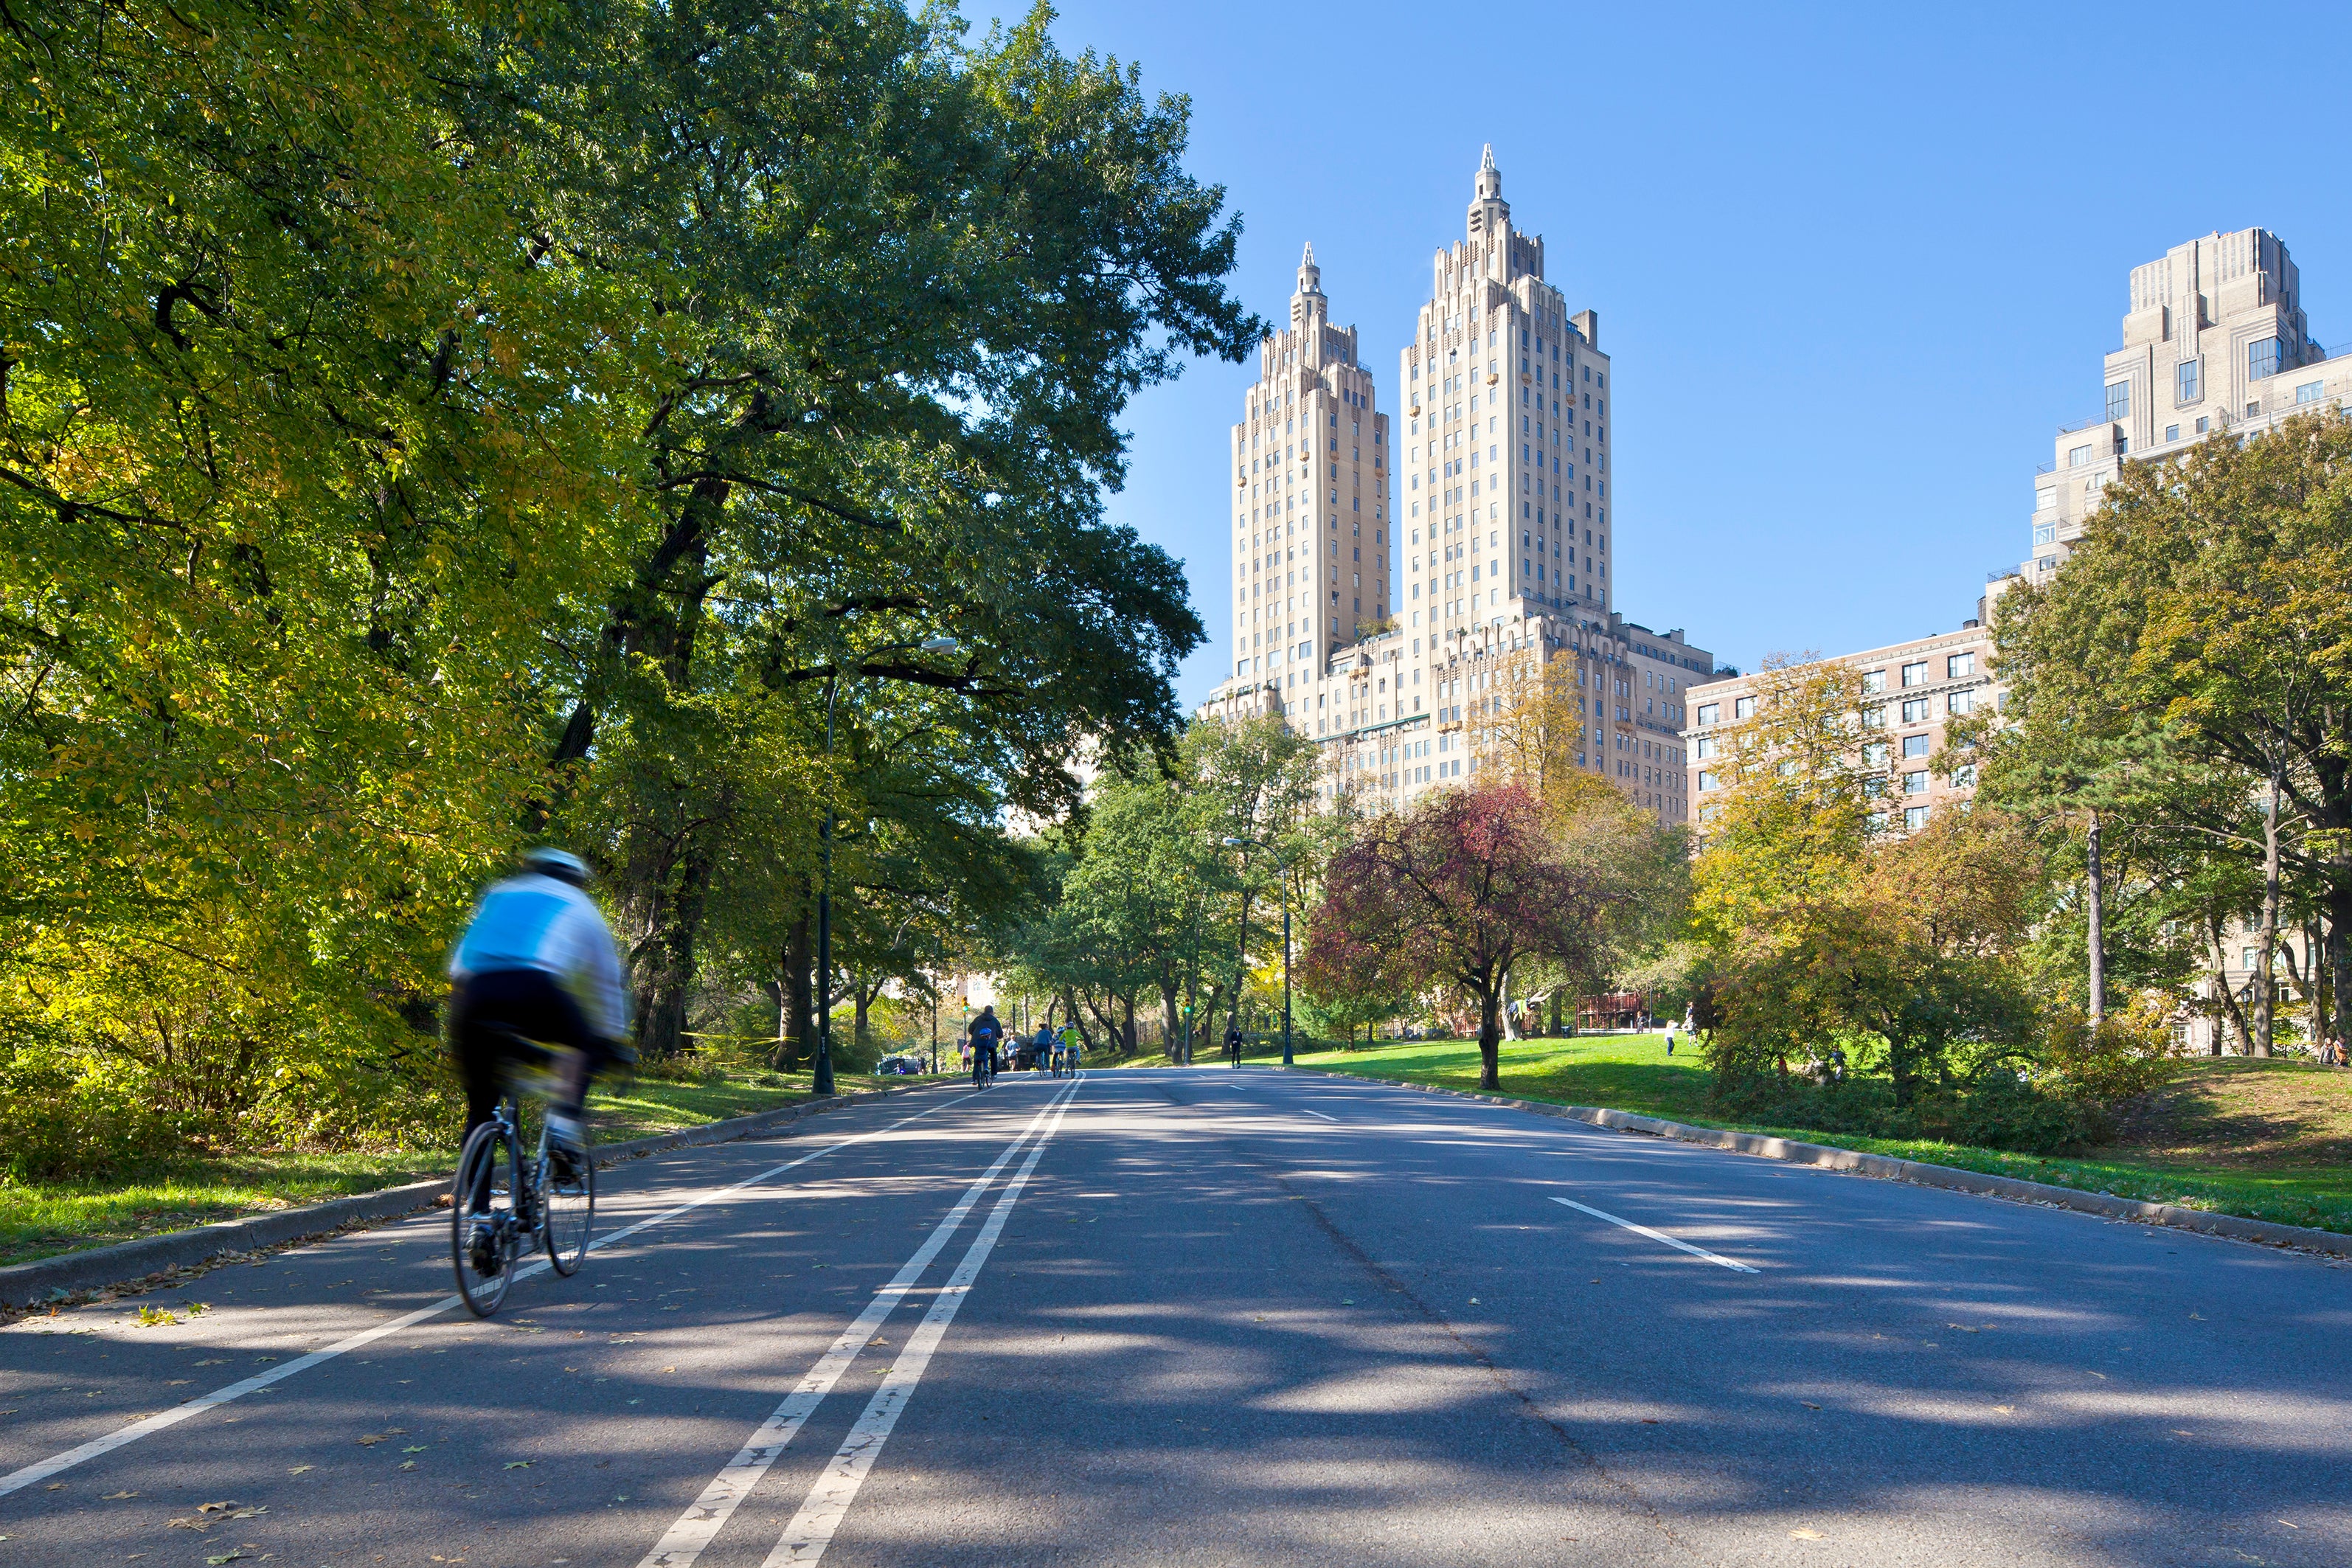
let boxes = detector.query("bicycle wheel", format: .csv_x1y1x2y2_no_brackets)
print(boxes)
541,1134,594,1275
451,1122,520,1318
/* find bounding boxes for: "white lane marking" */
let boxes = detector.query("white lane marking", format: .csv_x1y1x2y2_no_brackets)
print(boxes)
635,1084,1075,1568
0,1089,983,1499
760,1083,1081,1567
1548,1196,1759,1273
1298,1108,1339,1122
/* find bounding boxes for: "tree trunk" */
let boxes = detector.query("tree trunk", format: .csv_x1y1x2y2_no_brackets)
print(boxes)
2207,912,2249,1057
633,840,715,1061
1475,972,1502,1091
1499,961,1520,1041
2257,771,2283,1058
2331,902,2350,1057
1122,992,1138,1054
2084,810,2105,1029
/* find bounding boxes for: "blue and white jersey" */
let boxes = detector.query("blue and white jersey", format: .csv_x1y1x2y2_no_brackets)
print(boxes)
448,873,632,1041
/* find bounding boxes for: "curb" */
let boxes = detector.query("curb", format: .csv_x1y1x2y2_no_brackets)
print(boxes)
0,1083,940,1308
1331,1074,2352,1260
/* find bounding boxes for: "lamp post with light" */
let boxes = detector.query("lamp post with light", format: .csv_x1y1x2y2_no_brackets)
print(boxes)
1221,836,1294,1067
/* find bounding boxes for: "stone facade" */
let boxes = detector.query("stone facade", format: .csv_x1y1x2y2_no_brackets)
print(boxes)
1201,150,1711,827
2022,226,2345,585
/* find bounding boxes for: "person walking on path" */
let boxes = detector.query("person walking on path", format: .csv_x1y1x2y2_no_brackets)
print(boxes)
1663,1016,1677,1057
1227,1023,1243,1068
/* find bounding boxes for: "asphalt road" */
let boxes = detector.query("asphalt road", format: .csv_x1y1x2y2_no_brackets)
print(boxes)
4,1068,2348,1567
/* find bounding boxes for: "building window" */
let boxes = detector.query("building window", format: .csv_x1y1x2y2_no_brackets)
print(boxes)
1903,770,1929,795
1952,764,1977,789
1694,736,1716,759
2176,360,2199,403
1901,698,1930,724
1947,689,1974,715
1867,811,1888,833
1904,805,1931,830
1862,740,1888,768
1902,734,1930,760
1696,702,1719,726
1947,652,1974,679
1860,705,1885,729
1901,661,1928,687
2036,489,2056,510
1696,771,1716,792
2249,338,2283,381
2033,524,2057,546
2165,424,2179,443
1863,775,1884,798
2105,381,2129,423
1861,669,1886,693
2067,444,2093,468
2296,380,2325,406
2196,416,2209,434
1734,696,1756,720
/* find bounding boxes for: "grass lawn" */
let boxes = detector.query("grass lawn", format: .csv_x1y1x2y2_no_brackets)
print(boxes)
0,1069,945,1269
1276,1034,2352,1238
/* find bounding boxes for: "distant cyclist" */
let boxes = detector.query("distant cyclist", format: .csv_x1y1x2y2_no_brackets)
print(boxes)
968,1005,1005,1088
448,847,633,1198
1058,1021,1082,1075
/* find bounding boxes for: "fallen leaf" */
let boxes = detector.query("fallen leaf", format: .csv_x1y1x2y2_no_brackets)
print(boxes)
1640,1418,1660,1425
1791,1528,1825,1540
288,1466,313,1476
398,1461,416,1471
103,1490,138,1499
1993,1405,2016,1415
402,1446,428,1454
2086,1371,2106,1379
1800,1401,1821,1410
193,1359,225,1367
204,1553,249,1565
169,1518,211,1531
356,1436,384,1446
504,1461,532,1470
167,1380,192,1387
2190,1311,2206,1320
659,1366,676,1374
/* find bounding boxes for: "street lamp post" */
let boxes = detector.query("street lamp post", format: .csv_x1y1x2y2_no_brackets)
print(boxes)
1223,836,1294,1068
811,631,958,1096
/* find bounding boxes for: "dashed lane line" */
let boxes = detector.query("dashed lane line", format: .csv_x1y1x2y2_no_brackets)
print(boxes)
635,1082,1076,1568
760,1081,1083,1566
1549,1195,1760,1273
0,1088,988,1499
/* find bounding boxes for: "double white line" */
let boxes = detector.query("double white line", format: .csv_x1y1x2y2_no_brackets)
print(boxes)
640,1078,1081,1568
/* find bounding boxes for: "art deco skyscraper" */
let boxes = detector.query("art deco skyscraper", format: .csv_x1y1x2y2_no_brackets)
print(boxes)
1397,145,1610,635
1227,245,1391,686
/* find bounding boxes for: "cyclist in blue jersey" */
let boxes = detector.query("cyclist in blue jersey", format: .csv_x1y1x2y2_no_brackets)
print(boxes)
448,849,634,1197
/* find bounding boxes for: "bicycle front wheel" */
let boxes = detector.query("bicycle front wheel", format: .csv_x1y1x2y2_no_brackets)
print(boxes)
451,1122,520,1318
541,1139,594,1275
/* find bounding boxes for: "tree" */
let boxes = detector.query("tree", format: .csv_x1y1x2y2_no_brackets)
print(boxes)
1487,645,1586,819
1304,781,1616,1090
1992,410,2352,1055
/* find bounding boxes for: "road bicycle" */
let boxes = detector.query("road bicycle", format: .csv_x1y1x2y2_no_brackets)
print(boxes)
971,1041,999,1090
451,1028,596,1317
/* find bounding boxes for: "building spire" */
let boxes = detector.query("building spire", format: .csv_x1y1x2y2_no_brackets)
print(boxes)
1295,240,1323,298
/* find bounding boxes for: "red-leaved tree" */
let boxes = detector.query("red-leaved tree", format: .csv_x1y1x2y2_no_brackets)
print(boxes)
1302,781,1613,1090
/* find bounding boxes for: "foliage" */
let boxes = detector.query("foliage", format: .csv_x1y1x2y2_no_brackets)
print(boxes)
0,0,1258,1171
1303,780,1648,1091
1985,410,2352,1055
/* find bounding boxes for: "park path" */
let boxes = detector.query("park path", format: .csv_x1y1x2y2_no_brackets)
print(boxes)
4,1067,2347,1567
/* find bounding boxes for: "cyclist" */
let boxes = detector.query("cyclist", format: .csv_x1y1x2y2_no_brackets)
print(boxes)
1030,1021,1055,1072
448,848,632,1257
968,1005,1005,1088
1058,1021,1081,1075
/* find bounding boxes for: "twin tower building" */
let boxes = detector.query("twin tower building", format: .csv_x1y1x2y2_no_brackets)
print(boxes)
1202,148,1715,825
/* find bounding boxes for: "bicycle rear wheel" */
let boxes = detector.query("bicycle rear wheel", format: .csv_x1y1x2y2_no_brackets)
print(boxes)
451,1121,520,1318
541,1137,594,1275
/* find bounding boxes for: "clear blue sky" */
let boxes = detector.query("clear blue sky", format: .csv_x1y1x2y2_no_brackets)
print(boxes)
1005,1,2352,708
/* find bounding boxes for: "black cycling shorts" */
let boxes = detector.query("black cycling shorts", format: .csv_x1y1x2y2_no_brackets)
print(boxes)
451,970,614,1132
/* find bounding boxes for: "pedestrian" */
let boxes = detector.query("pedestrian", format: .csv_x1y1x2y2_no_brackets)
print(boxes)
1226,1022,1243,1068
1662,1017,1676,1056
